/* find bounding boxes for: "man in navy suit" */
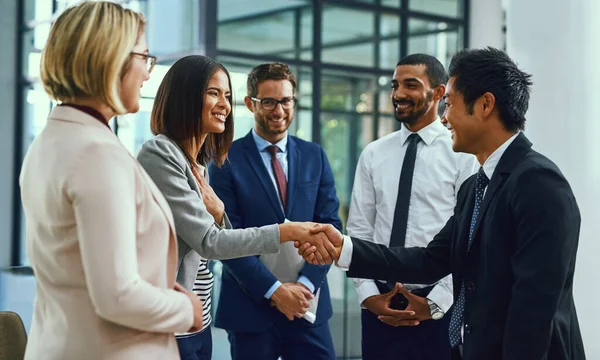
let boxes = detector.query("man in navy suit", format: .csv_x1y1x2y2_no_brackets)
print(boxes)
209,62,342,360
298,48,585,360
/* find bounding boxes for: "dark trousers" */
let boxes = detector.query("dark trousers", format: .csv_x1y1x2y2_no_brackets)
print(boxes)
361,283,451,360
226,318,335,360
176,327,213,360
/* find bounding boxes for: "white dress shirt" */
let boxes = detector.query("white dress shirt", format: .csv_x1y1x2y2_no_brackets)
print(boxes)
345,119,478,312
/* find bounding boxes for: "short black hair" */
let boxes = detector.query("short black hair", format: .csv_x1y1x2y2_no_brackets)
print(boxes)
448,47,532,132
397,54,448,88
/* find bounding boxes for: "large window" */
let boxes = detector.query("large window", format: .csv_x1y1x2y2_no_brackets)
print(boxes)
16,0,468,358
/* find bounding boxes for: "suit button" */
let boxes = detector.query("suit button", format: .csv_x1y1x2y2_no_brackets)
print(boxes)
464,324,472,334
466,281,476,292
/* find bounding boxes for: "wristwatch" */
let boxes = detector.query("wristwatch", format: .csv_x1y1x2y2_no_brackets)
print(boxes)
427,299,445,320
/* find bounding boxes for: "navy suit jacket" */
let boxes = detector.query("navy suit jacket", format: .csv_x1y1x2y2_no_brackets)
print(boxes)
209,131,342,333
345,133,585,360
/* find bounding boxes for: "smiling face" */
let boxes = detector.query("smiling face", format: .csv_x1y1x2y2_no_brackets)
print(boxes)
202,69,231,135
246,79,295,143
391,64,438,128
441,76,484,154
120,32,150,114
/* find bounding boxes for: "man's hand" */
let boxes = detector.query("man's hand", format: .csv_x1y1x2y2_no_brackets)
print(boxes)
283,223,340,265
294,223,343,265
375,283,430,327
270,283,314,321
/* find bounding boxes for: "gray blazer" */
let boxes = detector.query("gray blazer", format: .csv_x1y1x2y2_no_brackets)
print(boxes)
137,134,280,291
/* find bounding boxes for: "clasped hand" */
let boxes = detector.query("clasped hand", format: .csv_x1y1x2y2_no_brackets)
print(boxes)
292,223,343,265
270,283,314,321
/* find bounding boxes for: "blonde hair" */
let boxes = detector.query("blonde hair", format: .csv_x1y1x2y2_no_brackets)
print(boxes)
40,1,146,114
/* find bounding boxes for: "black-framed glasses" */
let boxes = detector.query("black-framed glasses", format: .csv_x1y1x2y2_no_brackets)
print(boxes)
130,52,157,73
251,97,297,111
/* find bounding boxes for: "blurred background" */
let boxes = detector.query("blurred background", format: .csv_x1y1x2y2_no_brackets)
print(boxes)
1,0,599,359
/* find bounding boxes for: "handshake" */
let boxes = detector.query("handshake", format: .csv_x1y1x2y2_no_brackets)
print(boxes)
280,222,345,265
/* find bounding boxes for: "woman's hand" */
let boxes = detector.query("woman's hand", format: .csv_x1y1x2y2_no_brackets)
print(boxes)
192,167,225,225
174,282,204,332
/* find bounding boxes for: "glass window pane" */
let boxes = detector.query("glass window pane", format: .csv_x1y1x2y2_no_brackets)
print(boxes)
24,0,53,22
294,109,312,141
146,1,198,55
378,115,397,138
380,39,400,69
218,1,311,60
321,6,375,67
321,73,375,113
381,0,401,7
25,83,53,143
408,18,463,68
379,14,401,69
379,89,394,115
409,0,463,19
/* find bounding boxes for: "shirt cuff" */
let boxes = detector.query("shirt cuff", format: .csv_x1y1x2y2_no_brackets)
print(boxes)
355,280,381,307
426,284,453,314
296,276,315,293
264,280,283,299
336,235,353,270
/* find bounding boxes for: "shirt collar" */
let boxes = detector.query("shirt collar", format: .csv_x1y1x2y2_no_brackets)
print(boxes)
58,103,110,129
399,117,446,146
482,132,520,180
251,128,288,153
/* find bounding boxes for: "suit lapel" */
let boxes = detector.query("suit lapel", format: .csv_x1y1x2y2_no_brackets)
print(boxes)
242,132,285,218
285,137,300,217
468,133,533,251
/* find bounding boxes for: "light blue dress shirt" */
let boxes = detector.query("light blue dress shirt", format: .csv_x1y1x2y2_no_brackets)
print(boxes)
251,129,316,298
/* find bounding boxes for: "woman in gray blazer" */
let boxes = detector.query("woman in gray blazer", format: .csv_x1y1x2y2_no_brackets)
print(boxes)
137,55,331,360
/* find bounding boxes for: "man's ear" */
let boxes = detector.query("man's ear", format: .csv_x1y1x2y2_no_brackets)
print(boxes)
433,84,446,101
479,92,496,118
244,96,255,113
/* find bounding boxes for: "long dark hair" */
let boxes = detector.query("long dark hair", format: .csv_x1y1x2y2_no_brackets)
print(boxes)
150,55,234,166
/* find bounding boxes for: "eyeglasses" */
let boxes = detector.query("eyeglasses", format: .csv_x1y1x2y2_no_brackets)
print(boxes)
130,52,157,73
251,97,297,111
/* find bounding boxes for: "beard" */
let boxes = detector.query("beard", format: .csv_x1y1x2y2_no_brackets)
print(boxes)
256,112,293,136
393,90,434,125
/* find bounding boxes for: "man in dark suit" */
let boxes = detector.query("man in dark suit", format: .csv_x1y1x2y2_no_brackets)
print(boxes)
209,63,342,360
298,48,585,360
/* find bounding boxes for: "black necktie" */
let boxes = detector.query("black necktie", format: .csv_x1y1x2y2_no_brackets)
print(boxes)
389,133,422,248
448,167,489,347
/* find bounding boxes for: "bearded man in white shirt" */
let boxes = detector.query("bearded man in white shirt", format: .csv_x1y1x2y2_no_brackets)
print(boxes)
346,54,477,360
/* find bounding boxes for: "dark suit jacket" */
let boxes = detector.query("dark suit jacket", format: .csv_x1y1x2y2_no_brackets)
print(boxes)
346,133,585,360
209,131,342,333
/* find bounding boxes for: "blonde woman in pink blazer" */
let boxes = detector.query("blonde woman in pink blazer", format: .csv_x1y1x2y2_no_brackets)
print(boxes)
18,2,205,359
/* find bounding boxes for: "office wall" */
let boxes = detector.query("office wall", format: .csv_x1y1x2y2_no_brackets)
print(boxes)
0,0,18,268
468,0,503,49
472,0,600,357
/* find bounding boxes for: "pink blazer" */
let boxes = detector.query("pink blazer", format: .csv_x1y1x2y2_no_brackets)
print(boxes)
19,106,193,360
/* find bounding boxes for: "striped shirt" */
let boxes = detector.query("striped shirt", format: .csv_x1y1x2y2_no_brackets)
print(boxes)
175,260,214,338
192,259,214,330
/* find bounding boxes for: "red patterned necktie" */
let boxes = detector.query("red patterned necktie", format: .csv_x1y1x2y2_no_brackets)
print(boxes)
267,145,287,211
